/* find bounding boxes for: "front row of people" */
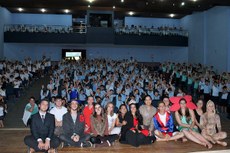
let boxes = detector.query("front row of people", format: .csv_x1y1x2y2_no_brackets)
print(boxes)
24,96,227,152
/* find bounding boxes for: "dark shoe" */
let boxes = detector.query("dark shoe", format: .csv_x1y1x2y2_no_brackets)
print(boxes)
81,141,93,148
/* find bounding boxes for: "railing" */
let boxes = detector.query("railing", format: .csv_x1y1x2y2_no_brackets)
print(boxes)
4,24,188,37
114,26,189,37
4,24,87,34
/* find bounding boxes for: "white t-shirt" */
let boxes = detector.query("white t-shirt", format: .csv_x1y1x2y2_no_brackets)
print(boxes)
158,112,167,126
49,106,67,121
107,113,117,129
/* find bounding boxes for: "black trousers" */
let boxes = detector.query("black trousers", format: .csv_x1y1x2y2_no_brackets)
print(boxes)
59,134,90,147
126,130,156,147
24,135,60,152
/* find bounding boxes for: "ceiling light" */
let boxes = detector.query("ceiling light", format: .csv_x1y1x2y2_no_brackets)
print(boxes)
87,0,94,3
41,8,46,13
121,0,124,2
64,9,70,13
193,0,197,2
88,5,91,8
169,14,175,18
128,11,134,16
181,2,185,6
18,8,23,12
113,6,116,9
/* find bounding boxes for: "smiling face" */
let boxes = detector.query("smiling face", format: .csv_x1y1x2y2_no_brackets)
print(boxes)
119,105,127,115
206,101,215,113
39,100,49,113
144,96,152,106
107,103,114,113
70,100,78,111
196,100,203,109
130,104,137,114
163,97,170,106
179,99,187,109
158,102,166,113
95,104,102,115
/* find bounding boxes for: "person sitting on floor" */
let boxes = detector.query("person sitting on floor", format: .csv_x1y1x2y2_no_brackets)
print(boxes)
153,101,184,141
59,99,92,147
24,99,60,153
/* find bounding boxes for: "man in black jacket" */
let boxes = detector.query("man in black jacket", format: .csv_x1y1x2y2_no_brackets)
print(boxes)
24,99,60,153
59,99,92,147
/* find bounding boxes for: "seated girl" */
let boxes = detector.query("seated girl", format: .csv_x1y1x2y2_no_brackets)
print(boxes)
105,102,121,135
120,103,156,147
90,103,117,147
153,101,184,141
170,96,213,149
200,100,227,146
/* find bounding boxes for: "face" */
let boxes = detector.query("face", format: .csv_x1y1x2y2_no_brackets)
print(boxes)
158,103,166,112
55,98,63,107
196,100,203,109
120,105,127,114
95,104,102,115
87,97,94,105
144,96,152,106
39,100,49,112
29,98,35,105
130,104,137,113
163,98,169,106
107,103,114,112
179,99,187,109
70,101,78,111
207,102,215,113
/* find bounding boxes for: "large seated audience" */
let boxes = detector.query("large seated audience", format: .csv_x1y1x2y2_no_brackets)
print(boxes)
5,56,228,151
0,57,51,127
114,25,188,37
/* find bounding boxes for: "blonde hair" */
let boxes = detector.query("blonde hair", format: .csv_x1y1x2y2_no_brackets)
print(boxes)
206,100,216,114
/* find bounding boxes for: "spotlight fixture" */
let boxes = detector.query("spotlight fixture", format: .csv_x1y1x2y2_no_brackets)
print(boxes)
64,9,70,13
41,8,46,13
113,6,116,9
88,5,91,8
121,0,124,2
87,0,94,3
128,11,134,16
193,0,197,2
169,13,175,18
181,2,185,6
18,8,23,12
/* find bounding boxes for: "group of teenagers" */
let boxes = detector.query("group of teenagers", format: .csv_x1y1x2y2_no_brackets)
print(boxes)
23,58,229,152
24,94,228,153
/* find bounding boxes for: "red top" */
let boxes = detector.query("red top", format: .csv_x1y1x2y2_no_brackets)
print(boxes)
131,117,149,136
83,105,94,134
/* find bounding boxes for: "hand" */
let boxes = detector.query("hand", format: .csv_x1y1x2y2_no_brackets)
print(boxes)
41,85,44,89
122,121,127,126
131,130,136,133
38,141,45,150
84,124,89,132
44,140,50,150
73,135,80,142
165,134,171,141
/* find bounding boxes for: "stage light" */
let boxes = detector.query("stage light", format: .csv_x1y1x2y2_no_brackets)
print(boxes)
181,2,185,6
88,5,91,8
113,6,116,9
41,8,46,13
64,9,70,13
129,11,134,16
87,0,94,3
121,0,124,2
169,13,175,18
18,8,23,12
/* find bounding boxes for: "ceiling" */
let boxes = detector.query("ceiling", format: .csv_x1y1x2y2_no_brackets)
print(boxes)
1,0,230,19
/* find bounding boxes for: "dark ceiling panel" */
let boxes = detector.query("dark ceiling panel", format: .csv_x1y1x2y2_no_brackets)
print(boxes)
1,0,230,19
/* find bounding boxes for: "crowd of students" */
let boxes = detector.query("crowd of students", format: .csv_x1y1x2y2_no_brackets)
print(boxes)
23,58,229,152
0,57,51,127
114,25,187,37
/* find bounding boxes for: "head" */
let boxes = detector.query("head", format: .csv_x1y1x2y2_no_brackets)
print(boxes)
93,103,103,117
196,99,204,110
163,97,170,106
87,96,94,106
179,98,187,109
206,100,215,114
129,103,137,114
157,101,166,113
29,97,36,105
105,102,114,116
39,99,49,113
69,100,80,112
178,98,190,118
144,95,152,106
55,96,63,108
118,104,127,115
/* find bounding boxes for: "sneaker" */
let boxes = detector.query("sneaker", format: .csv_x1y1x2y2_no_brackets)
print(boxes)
81,141,93,148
